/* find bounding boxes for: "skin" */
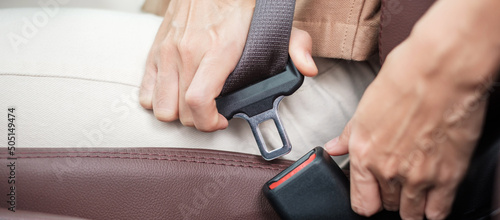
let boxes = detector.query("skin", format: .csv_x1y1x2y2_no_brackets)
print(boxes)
325,0,500,219
139,0,317,132
140,0,500,219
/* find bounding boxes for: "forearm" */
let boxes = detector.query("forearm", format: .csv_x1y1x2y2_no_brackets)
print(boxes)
408,0,500,87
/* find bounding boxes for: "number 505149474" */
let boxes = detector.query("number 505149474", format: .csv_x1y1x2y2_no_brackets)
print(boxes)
7,108,16,156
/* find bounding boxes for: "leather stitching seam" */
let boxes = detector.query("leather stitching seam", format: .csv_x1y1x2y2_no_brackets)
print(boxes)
4,151,290,168
0,155,285,171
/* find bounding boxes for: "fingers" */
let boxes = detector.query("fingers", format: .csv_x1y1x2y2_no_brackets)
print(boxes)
324,121,352,155
289,27,318,77
424,182,457,219
369,155,402,212
142,0,254,132
400,184,427,220
327,121,382,216
139,8,173,110
152,45,180,122
185,51,234,131
398,155,432,219
139,60,158,109
177,64,195,127
350,157,382,216
377,176,402,211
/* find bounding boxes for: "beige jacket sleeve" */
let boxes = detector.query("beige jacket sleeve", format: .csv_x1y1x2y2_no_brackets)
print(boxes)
142,0,380,61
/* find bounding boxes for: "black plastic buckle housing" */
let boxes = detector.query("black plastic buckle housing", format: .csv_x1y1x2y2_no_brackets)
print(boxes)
263,147,401,219
216,57,304,160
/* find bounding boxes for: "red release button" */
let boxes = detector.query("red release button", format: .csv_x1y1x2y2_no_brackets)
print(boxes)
269,153,317,190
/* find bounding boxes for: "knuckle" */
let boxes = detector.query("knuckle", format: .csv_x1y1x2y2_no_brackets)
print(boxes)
178,38,196,59
380,168,398,181
194,116,220,132
179,116,194,127
195,124,218,132
154,109,177,122
185,90,209,109
347,132,374,159
437,170,463,185
159,41,175,57
406,179,425,190
437,173,452,184
349,140,369,158
403,191,421,203
153,97,178,122
407,177,422,187
193,118,220,133
450,171,464,183
406,174,431,188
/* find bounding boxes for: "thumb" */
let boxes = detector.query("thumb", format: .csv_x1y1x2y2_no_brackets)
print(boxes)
324,121,352,155
289,27,318,77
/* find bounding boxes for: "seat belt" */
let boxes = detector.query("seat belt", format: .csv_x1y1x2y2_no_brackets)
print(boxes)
216,0,303,161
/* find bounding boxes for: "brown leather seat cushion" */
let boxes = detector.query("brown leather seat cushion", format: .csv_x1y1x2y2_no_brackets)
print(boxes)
0,148,294,219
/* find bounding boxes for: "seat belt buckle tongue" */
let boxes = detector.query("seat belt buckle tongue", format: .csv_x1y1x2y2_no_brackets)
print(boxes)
216,57,304,160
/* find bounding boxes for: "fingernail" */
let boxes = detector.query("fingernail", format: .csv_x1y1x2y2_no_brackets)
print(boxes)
324,137,339,152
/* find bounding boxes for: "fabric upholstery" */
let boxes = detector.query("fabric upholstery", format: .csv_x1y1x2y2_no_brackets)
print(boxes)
0,8,377,161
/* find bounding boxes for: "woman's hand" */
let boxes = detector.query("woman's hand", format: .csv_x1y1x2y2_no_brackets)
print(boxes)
139,0,317,132
325,0,500,219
